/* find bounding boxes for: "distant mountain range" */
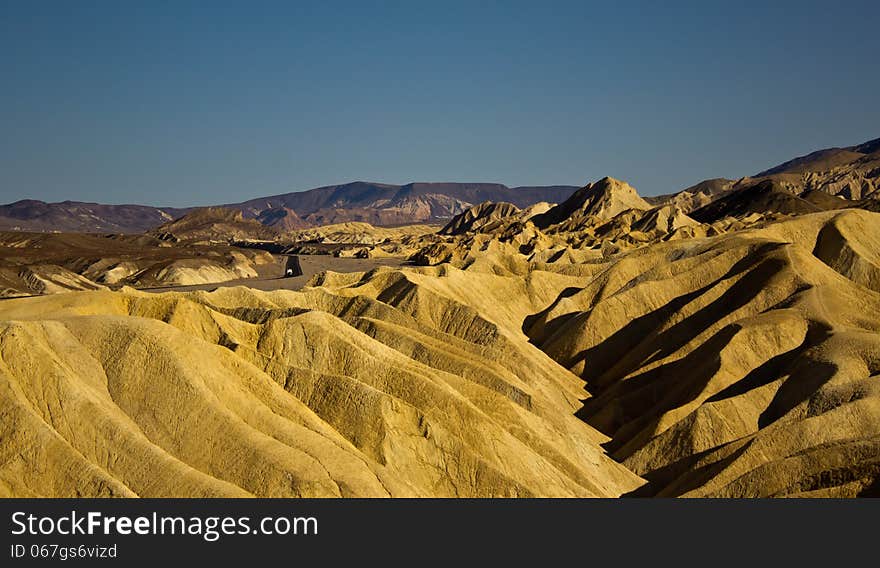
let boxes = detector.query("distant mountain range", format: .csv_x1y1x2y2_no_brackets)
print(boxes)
0,200,191,234
0,182,579,234
223,182,580,227
1,136,877,233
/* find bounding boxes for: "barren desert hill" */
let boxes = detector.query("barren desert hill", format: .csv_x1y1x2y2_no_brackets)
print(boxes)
4,148,880,497
0,216,438,299
531,177,652,231
439,202,523,235
0,271,644,497
415,176,706,267
3,169,864,300
522,208,880,497
629,203,701,234
0,230,277,298
689,179,824,223
651,135,880,212
2,196,880,496
413,204,880,497
756,137,880,177
150,207,279,243
645,179,737,212
0,199,191,234
255,207,311,232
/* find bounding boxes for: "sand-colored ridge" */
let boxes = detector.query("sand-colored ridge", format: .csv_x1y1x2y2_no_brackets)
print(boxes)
3,191,880,497
532,176,652,232
0,267,643,497
523,209,880,496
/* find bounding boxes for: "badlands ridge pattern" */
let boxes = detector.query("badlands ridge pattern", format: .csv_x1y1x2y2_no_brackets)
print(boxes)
1,176,880,497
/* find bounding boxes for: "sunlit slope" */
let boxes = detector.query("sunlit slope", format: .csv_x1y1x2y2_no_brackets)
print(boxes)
3,208,879,497
0,270,642,497
525,209,880,497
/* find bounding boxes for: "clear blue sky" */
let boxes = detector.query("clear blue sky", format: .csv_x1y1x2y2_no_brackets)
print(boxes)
1,0,878,206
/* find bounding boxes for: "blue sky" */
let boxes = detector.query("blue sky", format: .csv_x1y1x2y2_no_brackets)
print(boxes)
1,0,878,206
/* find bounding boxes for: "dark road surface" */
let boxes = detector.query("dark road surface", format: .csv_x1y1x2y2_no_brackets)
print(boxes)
140,254,407,294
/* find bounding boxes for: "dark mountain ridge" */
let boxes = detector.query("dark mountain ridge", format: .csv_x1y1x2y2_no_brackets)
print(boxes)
223,181,579,217
1,182,578,233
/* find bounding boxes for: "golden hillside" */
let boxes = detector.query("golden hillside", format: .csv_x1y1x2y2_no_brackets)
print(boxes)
0,273,642,497
2,179,880,497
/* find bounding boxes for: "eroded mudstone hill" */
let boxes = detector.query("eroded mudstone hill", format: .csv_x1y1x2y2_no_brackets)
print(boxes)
2,180,880,497
0,271,642,497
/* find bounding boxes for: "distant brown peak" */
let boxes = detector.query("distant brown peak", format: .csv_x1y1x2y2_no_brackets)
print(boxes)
179,206,246,222
464,201,521,215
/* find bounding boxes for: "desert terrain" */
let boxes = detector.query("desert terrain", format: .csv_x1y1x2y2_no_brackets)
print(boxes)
1,138,879,497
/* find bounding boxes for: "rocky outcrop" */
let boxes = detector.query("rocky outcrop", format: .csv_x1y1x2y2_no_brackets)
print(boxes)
152,207,279,242
531,177,652,232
